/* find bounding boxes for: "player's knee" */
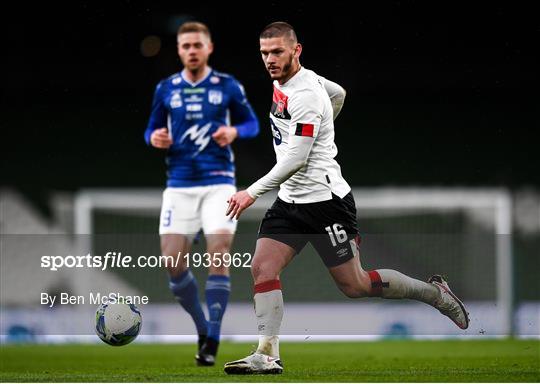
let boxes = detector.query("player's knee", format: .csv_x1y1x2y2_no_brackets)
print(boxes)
251,259,279,284
207,245,231,275
250,260,264,281
207,241,231,256
206,232,233,254
160,244,187,276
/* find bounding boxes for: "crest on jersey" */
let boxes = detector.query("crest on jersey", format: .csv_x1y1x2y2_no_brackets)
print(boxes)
210,76,220,84
276,100,285,114
172,76,182,85
208,90,223,105
271,86,291,120
170,92,183,108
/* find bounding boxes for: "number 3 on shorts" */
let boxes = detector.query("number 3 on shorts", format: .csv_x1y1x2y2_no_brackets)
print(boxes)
163,209,172,227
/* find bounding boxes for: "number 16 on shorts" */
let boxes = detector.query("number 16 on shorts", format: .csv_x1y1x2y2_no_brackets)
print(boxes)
325,223,347,246
325,223,360,258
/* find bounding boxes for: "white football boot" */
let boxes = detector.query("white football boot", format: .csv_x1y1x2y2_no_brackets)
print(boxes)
429,274,470,329
224,352,283,375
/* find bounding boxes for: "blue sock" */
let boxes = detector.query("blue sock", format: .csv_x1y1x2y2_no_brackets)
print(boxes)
169,270,208,336
205,275,231,342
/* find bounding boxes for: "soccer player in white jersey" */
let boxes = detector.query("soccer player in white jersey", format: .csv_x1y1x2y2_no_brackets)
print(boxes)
223,22,469,375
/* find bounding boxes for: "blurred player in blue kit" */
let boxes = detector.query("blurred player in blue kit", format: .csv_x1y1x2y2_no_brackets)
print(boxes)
144,21,259,366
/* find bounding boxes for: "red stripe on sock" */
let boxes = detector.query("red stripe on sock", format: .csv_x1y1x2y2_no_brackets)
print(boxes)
368,270,383,297
254,279,281,294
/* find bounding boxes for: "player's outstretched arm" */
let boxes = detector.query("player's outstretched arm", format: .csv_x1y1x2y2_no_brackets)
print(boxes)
324,79,346,120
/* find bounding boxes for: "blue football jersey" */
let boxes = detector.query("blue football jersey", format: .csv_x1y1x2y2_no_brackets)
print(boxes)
145,69,259,187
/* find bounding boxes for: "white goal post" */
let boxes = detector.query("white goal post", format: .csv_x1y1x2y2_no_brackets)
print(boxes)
74,187,514,336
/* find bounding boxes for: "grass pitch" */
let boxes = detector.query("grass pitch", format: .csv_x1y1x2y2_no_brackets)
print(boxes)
1,339,538,382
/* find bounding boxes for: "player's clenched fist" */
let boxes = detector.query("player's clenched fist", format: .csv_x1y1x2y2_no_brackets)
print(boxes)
226,190,255,220
150,128,173,149
212,126,238,147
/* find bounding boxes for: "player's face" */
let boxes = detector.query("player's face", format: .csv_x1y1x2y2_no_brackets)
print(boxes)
260,37,301,82
177,32,213,72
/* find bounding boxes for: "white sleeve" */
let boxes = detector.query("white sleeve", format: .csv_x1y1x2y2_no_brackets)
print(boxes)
323,78,346,120
246,89,322,199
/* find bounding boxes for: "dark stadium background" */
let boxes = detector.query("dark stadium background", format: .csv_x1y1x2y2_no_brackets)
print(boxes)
2,2,537,209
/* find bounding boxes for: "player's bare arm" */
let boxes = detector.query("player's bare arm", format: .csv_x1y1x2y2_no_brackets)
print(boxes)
212,126,238,147
150,128,173,149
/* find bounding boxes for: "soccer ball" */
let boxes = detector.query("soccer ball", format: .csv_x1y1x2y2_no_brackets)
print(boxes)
95,302,142,346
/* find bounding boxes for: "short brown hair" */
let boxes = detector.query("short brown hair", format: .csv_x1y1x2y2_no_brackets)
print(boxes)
177,21,212,41
260,22,297,43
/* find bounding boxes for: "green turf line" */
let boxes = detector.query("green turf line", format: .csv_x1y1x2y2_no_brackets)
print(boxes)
1,340,539,382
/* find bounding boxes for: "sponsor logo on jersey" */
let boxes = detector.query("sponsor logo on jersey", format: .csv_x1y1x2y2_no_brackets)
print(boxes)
295,123,314,137
210,76,220,84
183,88,205,94
170,92,183,108
186,103,202,112
185,95,203,102
270,118,282,145
208,90,223,105
271,86,291,119
172,76,182,85
180,122,212,156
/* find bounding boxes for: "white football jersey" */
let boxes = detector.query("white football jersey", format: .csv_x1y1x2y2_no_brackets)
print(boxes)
267,67,351,203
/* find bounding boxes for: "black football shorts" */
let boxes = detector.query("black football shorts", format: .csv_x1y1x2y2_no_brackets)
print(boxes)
258,192,360,267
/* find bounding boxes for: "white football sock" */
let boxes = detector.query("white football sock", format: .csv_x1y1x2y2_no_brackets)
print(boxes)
256,335,280,358
370,269,440,305
253,280,283,358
